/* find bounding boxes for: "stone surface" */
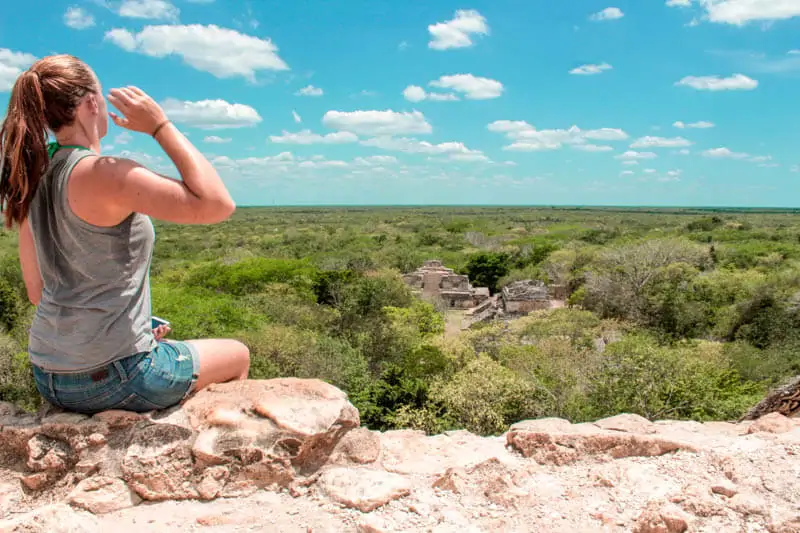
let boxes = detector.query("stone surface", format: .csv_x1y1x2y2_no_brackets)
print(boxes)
0,503,102,532
594,413,657,434
318,466,412,512
507,418,696,465
710,479,738,498
747,413,795,434
329,427,381,465
633,502,690,533
67,476,141,514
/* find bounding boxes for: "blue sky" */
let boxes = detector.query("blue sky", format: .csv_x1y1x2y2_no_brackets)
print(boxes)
2,0,800,207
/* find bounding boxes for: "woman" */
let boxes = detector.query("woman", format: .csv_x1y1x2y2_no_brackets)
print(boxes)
0,54,250,414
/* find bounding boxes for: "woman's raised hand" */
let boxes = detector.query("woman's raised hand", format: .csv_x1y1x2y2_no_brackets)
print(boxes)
107,86,168,136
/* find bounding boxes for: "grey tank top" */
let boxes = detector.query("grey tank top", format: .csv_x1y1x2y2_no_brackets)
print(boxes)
28,148,157,372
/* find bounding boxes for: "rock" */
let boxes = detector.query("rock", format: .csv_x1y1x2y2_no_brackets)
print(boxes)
26,435,73,473
318,466,411,512
67,476,140,514
432,467,469,494
0,503,101,532
20,472,51,491
356,515,393,533
196,466,229,500
594,413,657,434
329,427,381,465
710,480,738,498
747,413,794,435
729,492,767,516
633,502,690,533
671,485,725,517
0,402,19,417
507,419,695,465
768,515,800,533
91,410,144,429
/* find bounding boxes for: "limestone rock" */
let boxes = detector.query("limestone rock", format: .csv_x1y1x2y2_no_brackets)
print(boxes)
710,480,738,498
747,413,794,435
729,492,767,516
594,413,657,434
633,502,690,533
432,467,469,494
507,419,695,465
318,466,411,512
329,427,381,465
0,503,101,532
67,476,140,514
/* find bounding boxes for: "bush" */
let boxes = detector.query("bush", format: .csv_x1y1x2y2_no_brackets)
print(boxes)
0,334,40,411
462,252,511,294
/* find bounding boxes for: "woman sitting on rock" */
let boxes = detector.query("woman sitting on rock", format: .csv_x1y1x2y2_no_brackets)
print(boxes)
0,54,250,414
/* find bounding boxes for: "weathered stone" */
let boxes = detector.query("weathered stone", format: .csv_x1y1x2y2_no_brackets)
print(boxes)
380,429,508,475
0,402,19,418
432,467,469,494
329,427,381,465
671,485,726,517
91,410,144,429
507,420,695,465
20,472,51,491
747,413,794,435
26,434,72,473
318,466,411,512
710,480,738,498
729,492,767,516
633,502,690,533
594,413,657,434
196,466,229,500
0,503,101,532
768,515,800,533
356,515,393,533
67,476,140,514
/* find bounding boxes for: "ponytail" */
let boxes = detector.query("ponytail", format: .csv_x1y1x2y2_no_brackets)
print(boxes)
0,54,96,229
0,71,49,228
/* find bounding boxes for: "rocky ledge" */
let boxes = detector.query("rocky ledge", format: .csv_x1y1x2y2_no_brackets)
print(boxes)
0,378,798,532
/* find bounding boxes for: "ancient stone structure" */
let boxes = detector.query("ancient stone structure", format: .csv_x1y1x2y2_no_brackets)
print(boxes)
0,381,798,532
403,260,490,309
501,280,551,315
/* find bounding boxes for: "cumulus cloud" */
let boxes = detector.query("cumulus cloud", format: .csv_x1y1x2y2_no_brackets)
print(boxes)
487,120,534,134
703,0,800,25
354,155,399,166
569,63,613,75
105,24,288,80
590,7,624,21
323,110,432,136
428,10,489,50
0,48,36,92
204,135,232,143
630,136,693,148
64,7,95,29
161,98,262,129
296,85,323,97
402,85,459,103
429,74,504,100
573,144,614,152
702,147,750,159
488,120,628,151
666,0,692,6
615,151,658,160
118,0,179,21
360,137,487,163
673,120,715,129
292,110,302,123
269,129,358,145
675,74,758,91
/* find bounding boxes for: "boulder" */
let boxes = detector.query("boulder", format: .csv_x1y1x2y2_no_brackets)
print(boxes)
67,476,140,514
0,503,101,532
747,413,794,435
633,502,690,533
318,466,412,512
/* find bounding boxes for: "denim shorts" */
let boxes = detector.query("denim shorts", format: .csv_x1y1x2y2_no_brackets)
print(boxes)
31,340,200,414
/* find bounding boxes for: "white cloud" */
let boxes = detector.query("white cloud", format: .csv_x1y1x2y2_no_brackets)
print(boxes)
630,136,693,148
570,63,613,75
160,98,262,129
402,85,459,103
355,155,399,166
703,0,800,25
114,132,133,145
791,165,799,173
298,160,348,169
487,120,534,134
666,0,692,6
212,152,295,175
759,163,780,168
0,48,36,92
702,147,750,159
673,120,715,129
429,74,504,100
428,10,489,50
790,50,800,55
292,110,302,123
269,129,358,145
622,160,639,165
105,25,288,80
615,151,658,160
360,137,484,161
675,74,758,91
296,85,323,97
64,7,95,29
644,168,658,174
620,170,635,176
204,135,232,143
590,7,625,21
118,0,179,21
584,128,629,141
573,144,614,152
323,110,432,136
676,149,691,155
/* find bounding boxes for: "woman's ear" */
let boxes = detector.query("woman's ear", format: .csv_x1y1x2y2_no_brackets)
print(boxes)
85,92,100,116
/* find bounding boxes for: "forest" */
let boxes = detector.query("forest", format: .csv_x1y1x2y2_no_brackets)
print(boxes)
1,206,799,436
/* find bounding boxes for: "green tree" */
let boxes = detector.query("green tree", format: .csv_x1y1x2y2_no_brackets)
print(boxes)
463,252,511,294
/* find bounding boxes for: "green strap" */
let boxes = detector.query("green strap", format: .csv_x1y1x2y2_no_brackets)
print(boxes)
47,142,91,159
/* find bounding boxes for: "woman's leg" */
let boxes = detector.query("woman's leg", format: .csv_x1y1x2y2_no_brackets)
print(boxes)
185,338,251,391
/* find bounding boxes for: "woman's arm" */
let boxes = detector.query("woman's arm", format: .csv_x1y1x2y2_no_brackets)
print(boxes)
18,218,43,306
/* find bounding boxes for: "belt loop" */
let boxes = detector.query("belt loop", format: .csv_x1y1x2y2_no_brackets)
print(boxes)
114,360,129,384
